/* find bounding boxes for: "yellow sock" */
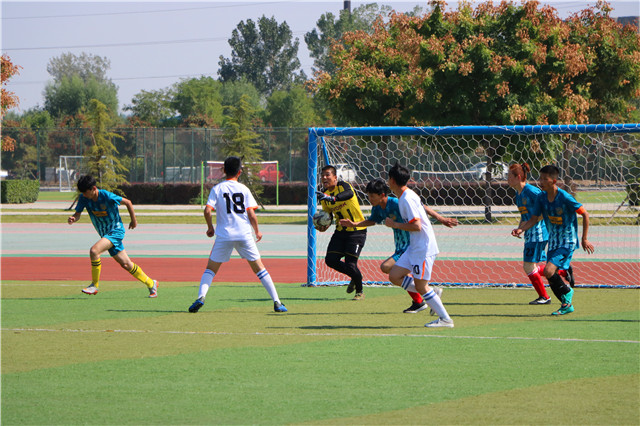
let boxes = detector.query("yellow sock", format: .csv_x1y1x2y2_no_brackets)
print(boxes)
91,259,101,287
129,263,154,288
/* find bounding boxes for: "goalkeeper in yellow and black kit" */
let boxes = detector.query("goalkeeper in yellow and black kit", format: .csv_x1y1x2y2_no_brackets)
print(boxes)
316,165,367,300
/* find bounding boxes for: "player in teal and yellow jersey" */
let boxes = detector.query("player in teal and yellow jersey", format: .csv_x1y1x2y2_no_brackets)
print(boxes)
316,165,367,299
67,175,158,297
514,165,594,315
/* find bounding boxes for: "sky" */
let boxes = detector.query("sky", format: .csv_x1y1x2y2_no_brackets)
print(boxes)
2,0,639,115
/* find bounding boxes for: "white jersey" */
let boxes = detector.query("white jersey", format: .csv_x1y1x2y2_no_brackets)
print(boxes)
398,188,439,257
206,179,258,241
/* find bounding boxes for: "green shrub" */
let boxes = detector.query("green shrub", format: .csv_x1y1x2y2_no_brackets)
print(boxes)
626,180,640,207
0,179,40,203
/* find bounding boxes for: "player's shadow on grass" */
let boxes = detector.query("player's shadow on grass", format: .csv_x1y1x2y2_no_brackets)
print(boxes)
107,309,186,313
291,325,419,330
452,313,550,318
449,302,526,306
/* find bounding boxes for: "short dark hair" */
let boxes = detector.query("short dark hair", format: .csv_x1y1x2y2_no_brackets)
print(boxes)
77,175,97,192
321,165,336,176
540,165,560,179
388,162,411,187
365,178,388,195
224,156,242,177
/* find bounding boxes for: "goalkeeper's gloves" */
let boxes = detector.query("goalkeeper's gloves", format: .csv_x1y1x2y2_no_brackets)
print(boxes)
316,191,336,203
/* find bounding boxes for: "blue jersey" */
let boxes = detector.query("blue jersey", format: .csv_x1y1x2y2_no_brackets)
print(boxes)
531,188,582,251
75,189,125,238
368,196,411,254
515,183,548,243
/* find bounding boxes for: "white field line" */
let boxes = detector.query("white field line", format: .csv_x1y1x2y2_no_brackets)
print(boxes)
3,327,638,344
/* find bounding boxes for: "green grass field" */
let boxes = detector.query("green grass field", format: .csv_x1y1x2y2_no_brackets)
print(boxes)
2,282,638,425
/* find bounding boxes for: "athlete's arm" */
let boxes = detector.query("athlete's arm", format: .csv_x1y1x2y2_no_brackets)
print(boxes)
512,215,541,237
385,217,421,232
121,198,138,230
332,181,355,201
247,208,262,242
577,206,594,254
339,219,376,228
67,211,81,225
204,205,215,237
424,205,458,228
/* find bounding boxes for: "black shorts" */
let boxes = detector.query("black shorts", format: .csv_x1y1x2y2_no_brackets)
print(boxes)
326,229,367,259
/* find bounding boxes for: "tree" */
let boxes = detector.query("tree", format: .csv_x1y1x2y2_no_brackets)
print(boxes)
263,84,319,128
44,52,118,121
171,77,223,127
312,1,640,127
1,54,22,152
124,88,174,126
85,99,128,194
221,94,264,200
218,16,306,96
304,3,395,75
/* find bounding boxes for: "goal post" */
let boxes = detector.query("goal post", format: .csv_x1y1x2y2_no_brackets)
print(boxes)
307,124,640,288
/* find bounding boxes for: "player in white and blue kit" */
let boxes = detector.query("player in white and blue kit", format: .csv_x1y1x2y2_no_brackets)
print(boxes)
188,156,287,313
67,175,158,297
508,163,552,304
514,165,594,315
385,163,454,328
339,179,457,313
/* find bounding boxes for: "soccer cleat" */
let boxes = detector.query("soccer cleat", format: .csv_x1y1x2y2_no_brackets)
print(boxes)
148,280,158,298
562,287,574,306
274,301,288,312
346,280,356,294
352,292,365,301
529,296,551,305
82,284,99,295
425,318,454,328
403,301,428,313
565,266,575,288
552,303,574,315
429,286,443,316
188,297,205,313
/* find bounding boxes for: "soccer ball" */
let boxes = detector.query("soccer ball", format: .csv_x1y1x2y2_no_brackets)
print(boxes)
313,211,332,228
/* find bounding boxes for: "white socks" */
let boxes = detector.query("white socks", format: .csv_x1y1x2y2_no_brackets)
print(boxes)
257,269,280,303
198,269,215,299
423,289,450,320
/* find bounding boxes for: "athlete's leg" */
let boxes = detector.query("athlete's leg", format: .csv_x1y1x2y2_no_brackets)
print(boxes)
382,256,422,304
524,261,549,299
88,238,113,287
415,277,451,321
111,249,155,289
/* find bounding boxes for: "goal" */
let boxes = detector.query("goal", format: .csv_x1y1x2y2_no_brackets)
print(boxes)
307,124,640,288
58,156,91,192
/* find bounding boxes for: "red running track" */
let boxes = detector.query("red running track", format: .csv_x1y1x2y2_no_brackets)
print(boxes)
2,257,638,286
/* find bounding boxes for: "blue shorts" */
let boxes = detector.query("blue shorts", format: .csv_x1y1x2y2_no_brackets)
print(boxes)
547,246,575,271
104,228,126,256
523,241,548,263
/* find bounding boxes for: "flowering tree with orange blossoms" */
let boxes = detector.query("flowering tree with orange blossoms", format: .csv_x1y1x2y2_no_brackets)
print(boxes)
1,55,22,152
311,0,640,127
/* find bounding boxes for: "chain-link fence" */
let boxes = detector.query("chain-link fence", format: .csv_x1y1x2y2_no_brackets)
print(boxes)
1,127,310,188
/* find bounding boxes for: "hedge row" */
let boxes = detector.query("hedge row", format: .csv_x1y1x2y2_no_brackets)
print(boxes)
118,181,517,206
1,179,40,203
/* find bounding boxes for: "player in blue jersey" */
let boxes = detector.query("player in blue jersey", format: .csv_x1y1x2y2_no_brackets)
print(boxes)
339,179,458,313
67,175,158,297
508,163,552,304
513,165,594,315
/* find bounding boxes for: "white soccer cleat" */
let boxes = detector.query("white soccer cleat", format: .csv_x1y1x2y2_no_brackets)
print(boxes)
148,280,158,298
82,284,99,295
425,318,454,328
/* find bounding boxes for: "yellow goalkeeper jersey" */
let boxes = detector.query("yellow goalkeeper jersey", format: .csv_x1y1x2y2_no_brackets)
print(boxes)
320,181,367,232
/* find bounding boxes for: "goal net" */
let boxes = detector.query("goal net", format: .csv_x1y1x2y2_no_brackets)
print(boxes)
307,124,640,289
58,156,92,192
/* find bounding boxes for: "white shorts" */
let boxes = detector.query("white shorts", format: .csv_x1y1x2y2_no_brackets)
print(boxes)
396,251,437,281
209,239,261,262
